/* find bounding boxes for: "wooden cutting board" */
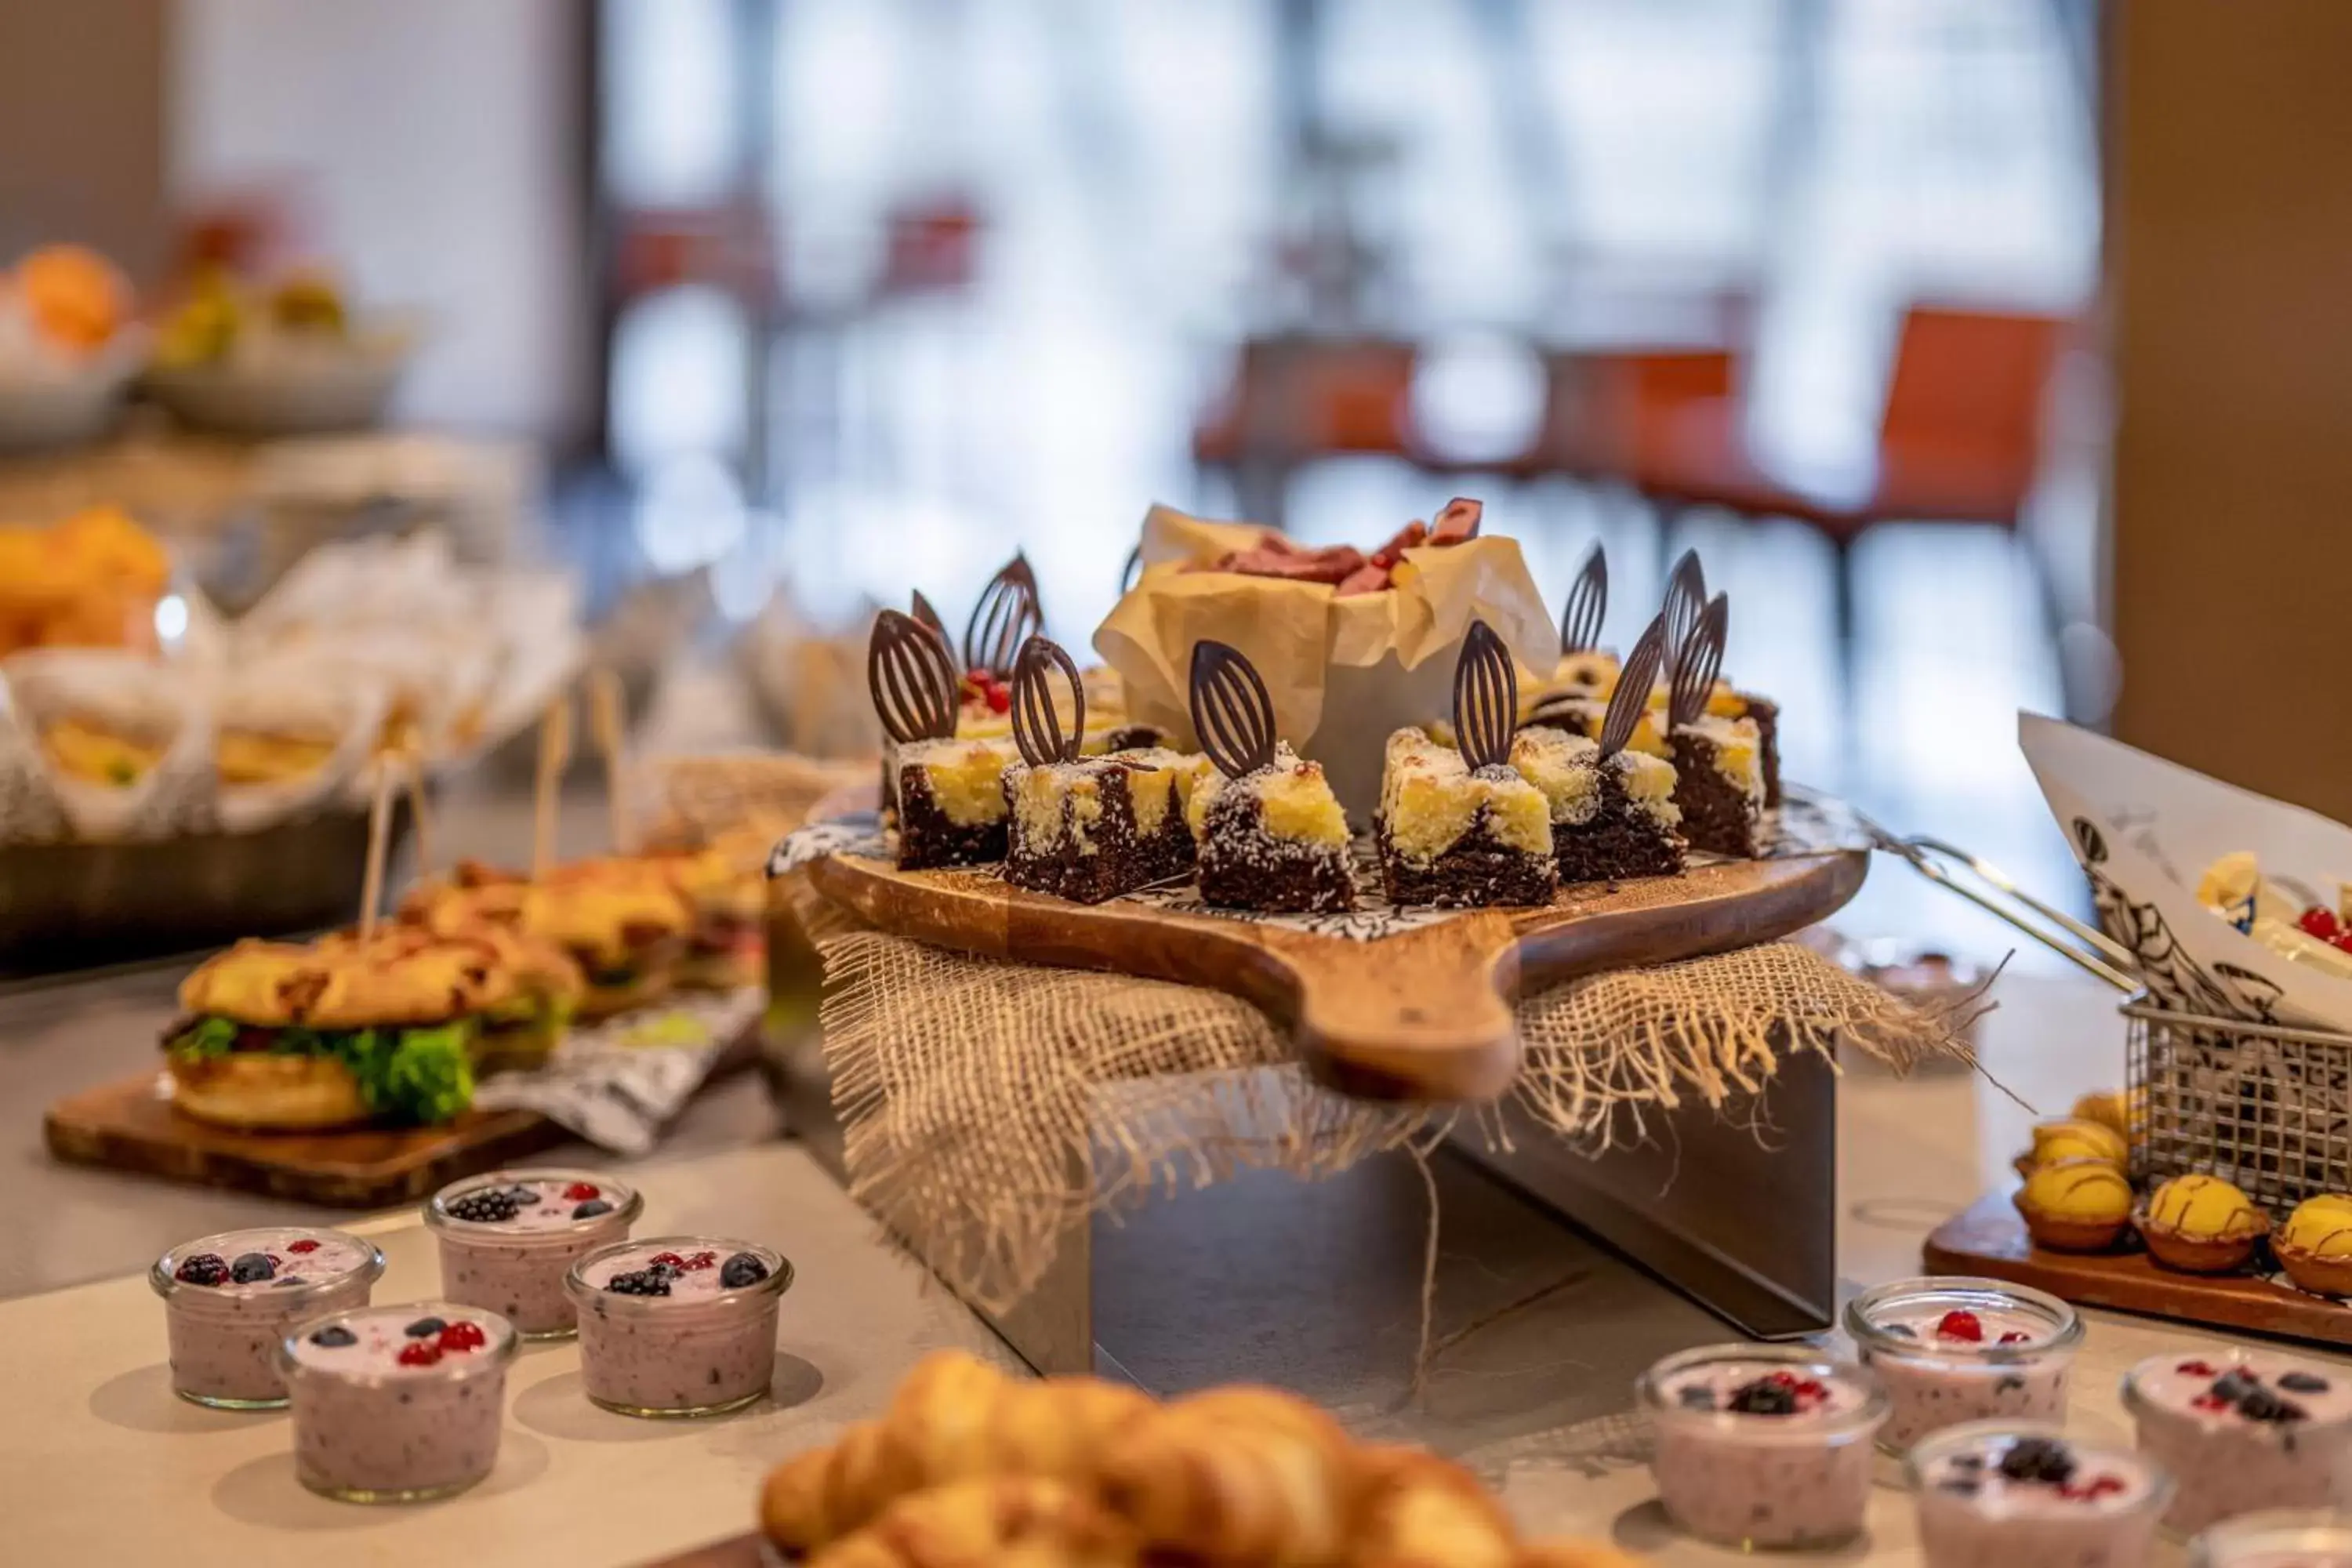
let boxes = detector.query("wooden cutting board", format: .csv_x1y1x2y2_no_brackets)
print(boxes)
42,1025,762,1208
1925,1192,2352,1347
800,789,1869,1104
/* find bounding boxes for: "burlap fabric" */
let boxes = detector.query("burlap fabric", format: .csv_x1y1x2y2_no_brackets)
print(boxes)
786,869,1978,1315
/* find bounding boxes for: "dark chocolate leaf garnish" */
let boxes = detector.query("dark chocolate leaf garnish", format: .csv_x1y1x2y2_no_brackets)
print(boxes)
1559,543,1607,655
1661,548,1706,679
1599,615,1668,760
1431,496,1483,542
1452,619,1517,773
964,553,1044,679
1009,635,1084,768
909,589,949,651
1120,543,1144,594
1668,592,1729,731
1189,641,1277,779
868,610,959,746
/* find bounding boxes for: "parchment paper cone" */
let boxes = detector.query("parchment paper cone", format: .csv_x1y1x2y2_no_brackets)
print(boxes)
1094,504,1555,819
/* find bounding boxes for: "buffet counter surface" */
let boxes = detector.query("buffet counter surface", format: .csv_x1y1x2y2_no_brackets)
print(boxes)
3,970,2303,1566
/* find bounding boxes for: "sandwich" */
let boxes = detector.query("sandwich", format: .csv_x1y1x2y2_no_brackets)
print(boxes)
162,927,504,1131
406,858,692,1022
41,714,164,786
647,837,768,990
399,878,586,1071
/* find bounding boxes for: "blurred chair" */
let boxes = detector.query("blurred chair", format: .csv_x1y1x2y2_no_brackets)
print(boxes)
1191,335,1423,524
1570,304,2071,711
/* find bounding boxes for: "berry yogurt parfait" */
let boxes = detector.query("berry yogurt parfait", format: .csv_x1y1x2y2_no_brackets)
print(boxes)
2125,1350,2352,1536
425,1168,642,1339
149,1226,386,1408
1846,1276,2084,1454
565,1235,792,1417
2192,1509,2352,1568
1908,1422,2171,1568
280,1303,517,1503
1639,1343,1890,1549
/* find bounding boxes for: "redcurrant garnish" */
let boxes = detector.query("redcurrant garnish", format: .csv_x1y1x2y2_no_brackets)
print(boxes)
437,1320,488,1353
563,1182,601,1201
1936,1309,1984,1341
397,1341,444,1368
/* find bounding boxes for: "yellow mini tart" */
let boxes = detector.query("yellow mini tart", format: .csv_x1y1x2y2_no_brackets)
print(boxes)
2138,1174,2270,1274
2014,1159,2135,1253
2275,1194,2352,1297
2016,1117,2129,1178
2070,1089,2140,1143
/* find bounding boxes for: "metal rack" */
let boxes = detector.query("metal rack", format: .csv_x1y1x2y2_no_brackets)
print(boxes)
1870,818,2352,1221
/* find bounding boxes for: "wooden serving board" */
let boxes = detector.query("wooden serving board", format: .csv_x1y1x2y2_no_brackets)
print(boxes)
42,1025,763,1208
639,1535,764,1568
1925,1192,2352,1348
800,788,1868,1103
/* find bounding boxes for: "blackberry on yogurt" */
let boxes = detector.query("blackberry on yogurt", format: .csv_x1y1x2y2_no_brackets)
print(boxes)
1639,1344,1889,1549
424,1168,641,1340
2125,1351,2352,1535
150,1227,384,1409
1909,1421,2170,1568
566,1235,792,1417
1846,1276,2082,1455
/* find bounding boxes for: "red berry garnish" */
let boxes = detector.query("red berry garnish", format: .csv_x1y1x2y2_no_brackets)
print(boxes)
2178,1360,2218,1376
563,1182,601,1201
397,1341,444,1368
2302,907,2341,940
287,1240,321,1254
2193,1392,2233,1411
1936,1310,1984,1341
437,1320,488,1353
683,1250,718,1272
1999,1331,2030,1345
1795,1379,1828,1399
650,1251,689,1271
2331,931,2352,956
1765,1370,1800,1388
2089,1476,2127,1498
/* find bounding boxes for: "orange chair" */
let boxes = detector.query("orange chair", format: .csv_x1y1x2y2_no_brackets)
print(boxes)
1191,336,1423,524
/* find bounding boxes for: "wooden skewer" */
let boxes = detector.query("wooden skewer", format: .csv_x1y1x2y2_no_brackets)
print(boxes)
532,696,572,879
587,668,631,855
358,757,396,940
405,747,434,881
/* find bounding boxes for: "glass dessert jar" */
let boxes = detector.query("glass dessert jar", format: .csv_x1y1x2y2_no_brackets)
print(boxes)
149,1225,386,1409
2190,1508,2352,1568
1846,1276,2085,1454
1908,1421,2171,1568
281,1302,518,1504
565,1235,792,1417
2125,1350,2352,1536
1638,1342,1889,1549
424,1167,642,1339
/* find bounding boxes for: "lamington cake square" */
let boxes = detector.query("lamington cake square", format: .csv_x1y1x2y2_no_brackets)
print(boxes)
1376,728,1557,907
1003,748,1197,904
1509,724,1686,882
1669,714,1768,858
894,737,1017,869
1189,744,1356,913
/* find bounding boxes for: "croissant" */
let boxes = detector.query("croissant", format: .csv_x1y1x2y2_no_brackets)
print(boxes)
1098,1385,1356,1566
1515,1540,1649,1568
805,1475,1141,1568
764,1352,1158,1553
1347,1444,1519,1568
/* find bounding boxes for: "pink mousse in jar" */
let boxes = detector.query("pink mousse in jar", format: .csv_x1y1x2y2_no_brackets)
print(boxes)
425,1168,641,1339
1909,1421,2171,1568
281,1302,517,1503
149,1226,385,1409
1847,1276,2084,1454
2125,1351,2352,1536
1639,1343,1889,1549
2192,1509,2352,1568
565,1235,791,1417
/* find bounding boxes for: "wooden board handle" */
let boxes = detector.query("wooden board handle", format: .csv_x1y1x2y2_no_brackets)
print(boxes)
1284,916,1522,1102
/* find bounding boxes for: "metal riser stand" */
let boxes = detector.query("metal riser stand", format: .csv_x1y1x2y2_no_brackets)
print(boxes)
768,1024,1834,1385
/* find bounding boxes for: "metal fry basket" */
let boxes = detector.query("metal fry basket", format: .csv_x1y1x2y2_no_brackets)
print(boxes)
1870,821,2352,1221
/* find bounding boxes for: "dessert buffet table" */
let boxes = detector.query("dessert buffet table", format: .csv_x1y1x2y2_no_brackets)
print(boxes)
8,968,2343,1565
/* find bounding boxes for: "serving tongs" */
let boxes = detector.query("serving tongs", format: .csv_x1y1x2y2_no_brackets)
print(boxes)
1859,815,2140,993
